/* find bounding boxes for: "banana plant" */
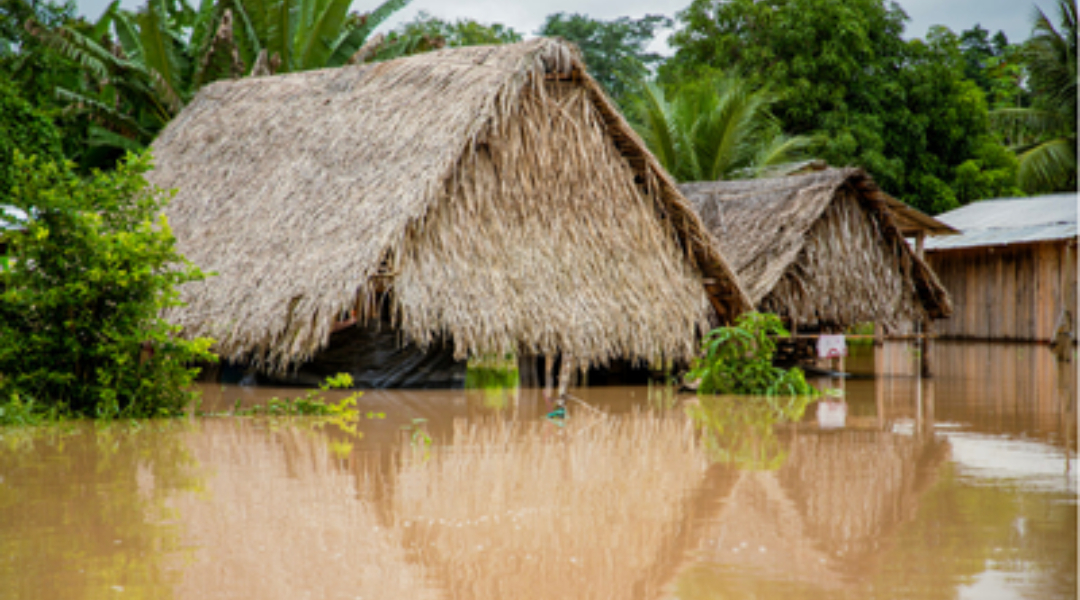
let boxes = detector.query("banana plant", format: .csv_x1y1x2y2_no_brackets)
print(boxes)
234,0,409,73
32,0,410,165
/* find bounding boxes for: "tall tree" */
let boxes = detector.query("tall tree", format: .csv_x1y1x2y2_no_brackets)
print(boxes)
664,0,1020,213
994,0,1077,193
538,12,671,104
628,75,813,183
374,10,520,58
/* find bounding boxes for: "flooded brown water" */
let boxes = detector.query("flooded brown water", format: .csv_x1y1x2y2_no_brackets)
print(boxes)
1,341,1075,600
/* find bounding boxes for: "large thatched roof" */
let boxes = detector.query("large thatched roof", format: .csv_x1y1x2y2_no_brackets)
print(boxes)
150,39,751,370
679,168,952,328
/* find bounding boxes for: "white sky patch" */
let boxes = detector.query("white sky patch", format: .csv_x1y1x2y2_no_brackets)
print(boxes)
73,0,1046,49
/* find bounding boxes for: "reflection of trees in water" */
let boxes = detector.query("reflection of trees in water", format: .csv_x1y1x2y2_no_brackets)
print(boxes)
0,422,203,599
686,395,810,470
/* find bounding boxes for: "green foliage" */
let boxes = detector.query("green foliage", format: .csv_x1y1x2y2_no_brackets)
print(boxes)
665,0,1020,212
992,0,1077,193
0,152,216,419
628,74,814,182
0,392,65,427
29,0,409,167
229,373,371,417
952,140,1024,203
0,82,64,199
401,417,432,449
0,0,91,161
379,10,521,57
538,12,671,103
687,312,818,397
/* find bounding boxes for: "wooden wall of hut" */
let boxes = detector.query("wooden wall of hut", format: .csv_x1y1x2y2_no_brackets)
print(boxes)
927,240,1077,342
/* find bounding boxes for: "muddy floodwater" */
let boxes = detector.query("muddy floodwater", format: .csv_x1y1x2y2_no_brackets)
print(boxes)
1,341,1075,600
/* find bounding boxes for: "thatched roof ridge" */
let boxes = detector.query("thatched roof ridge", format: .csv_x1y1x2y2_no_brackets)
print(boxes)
151,38,750,370
679,168,952,326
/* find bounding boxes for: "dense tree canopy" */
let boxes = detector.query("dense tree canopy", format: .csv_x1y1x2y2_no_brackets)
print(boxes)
664,0,1023,212
379,10,521,56
538,12,671,103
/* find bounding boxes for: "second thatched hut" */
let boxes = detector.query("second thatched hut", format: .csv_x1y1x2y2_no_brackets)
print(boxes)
148,39,751,384
679,168,952,331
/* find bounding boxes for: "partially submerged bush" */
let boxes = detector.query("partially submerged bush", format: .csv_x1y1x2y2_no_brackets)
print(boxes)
687,312,817,397
0,152,215,420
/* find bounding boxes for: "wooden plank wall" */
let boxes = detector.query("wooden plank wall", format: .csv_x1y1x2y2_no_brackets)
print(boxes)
927,240,1077,342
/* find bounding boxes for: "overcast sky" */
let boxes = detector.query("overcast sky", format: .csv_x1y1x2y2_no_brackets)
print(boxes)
74,0,1050,48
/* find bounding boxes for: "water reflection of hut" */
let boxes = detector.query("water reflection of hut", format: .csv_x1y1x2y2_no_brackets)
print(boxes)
692,429,949,588
149,39,750,387
679,168,952,331
925,194,1078,344
168,420,439,600
389,412,714,600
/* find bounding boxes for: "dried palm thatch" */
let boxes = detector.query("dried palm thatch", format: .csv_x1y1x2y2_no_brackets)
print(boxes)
679,168,952,329
150,38,750,372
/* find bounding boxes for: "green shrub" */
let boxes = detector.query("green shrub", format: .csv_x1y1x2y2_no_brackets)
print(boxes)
687,312,817,397
0,151,215,420
0,82,64,200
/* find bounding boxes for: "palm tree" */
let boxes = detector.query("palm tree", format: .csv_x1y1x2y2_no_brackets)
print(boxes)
628,76,814,183
992,0,1077,193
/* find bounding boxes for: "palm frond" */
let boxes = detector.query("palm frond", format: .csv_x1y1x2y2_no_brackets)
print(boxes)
990,107,1068,136
54,87,153,140
1017,136,1078,192
87,123,147,153
297,0,350,69
351,0,410,41
110,8,145,63
29,22,116,83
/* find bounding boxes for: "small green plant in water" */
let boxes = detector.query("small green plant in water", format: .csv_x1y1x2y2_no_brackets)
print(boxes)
401,418,433,449
231,373,367,418
687,312,818,397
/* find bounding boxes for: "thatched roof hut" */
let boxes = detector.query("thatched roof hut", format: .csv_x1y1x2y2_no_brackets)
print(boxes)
679,168,952,329
150,39,750,371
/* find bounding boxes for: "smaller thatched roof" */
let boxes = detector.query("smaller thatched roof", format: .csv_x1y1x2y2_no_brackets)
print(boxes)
151,39,751,371
679,168,952,328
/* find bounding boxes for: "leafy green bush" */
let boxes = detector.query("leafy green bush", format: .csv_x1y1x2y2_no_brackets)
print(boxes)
687,312,817,397
0,151,215,420
0,81,64,199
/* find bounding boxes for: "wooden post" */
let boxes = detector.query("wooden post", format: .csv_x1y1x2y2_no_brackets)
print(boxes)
915,232,933,377
544,355,555,398
557,354,574,398
518,353,539,388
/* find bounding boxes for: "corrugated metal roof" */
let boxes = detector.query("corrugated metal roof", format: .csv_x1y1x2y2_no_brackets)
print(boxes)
926,193,1077,251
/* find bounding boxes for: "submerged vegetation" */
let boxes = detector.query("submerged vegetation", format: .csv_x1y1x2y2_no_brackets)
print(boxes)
688,312,818,397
